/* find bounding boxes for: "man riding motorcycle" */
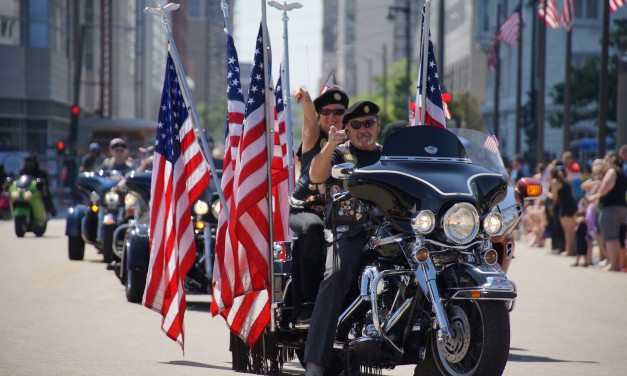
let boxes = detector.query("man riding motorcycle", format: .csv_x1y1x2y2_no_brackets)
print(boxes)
305,100,382,376
19,154,56,217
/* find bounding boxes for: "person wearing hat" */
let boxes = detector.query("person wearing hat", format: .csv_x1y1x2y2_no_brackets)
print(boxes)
18,154,57,217
304,100,382,376
288,86,350,325
97,138,135,175
79,142,104,173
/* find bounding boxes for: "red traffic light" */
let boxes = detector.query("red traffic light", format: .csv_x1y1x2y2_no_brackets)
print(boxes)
71,106,80,116
56,140,65,151
441,92,452,103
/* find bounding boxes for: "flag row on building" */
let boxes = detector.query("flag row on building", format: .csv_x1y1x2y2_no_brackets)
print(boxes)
539,0,625,30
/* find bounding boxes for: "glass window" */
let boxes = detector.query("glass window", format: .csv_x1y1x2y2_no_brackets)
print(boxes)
0,118,22,151
25,120,47,153
0,0,20,45
574,0,599,20
28,0,49,48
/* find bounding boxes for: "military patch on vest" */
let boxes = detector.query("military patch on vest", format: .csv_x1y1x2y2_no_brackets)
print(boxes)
330,184,341,197
343,153,357,164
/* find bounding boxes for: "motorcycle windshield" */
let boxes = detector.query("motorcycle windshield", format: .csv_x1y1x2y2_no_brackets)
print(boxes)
382,126,507,179
14,175,36,189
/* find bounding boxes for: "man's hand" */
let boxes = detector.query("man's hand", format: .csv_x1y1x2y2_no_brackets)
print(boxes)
293,88,312,105
328,126,347,146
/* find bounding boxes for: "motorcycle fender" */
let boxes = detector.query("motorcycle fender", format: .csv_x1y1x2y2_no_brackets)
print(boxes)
66,205,88,237
126,224,149,269
12,204,31,218
440,263,517,301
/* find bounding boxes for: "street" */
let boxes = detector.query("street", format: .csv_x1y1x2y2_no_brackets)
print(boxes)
1,219,626,375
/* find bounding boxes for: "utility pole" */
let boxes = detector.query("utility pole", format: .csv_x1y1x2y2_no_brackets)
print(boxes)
563,25,572,152
617,37,627,147
536,0,547,164
598,2,610,157
493,2,502,139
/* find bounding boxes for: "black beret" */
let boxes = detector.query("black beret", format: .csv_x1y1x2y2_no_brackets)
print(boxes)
313,88,349,113
342,101,380,125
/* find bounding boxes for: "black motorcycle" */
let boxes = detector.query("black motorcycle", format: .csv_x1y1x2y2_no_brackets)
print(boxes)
233,126,541,376
115,171,222,303
66,171,127,263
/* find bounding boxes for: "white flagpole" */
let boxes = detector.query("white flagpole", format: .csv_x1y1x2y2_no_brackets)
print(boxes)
221,0,233,35
419,0,432,125
260,0,276,333
144,3,228,214
268,1,303,194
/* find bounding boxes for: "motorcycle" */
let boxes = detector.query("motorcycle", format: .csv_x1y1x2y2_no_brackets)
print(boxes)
115,171,222,303
65,170,127,262
232,126,541,376
7,175,48,237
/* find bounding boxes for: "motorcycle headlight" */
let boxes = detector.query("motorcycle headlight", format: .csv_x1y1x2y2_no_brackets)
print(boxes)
24,191,32,200
10,191,19,200
483,212,504,236
104,191,120,206
442,203,479,244
411,210,435,234
211,198,222,220
193,200,210,215
124,193,138,207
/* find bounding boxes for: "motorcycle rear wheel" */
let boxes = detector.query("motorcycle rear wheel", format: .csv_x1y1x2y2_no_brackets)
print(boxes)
14,216,26,237
417,300,510,376
33,221,46,237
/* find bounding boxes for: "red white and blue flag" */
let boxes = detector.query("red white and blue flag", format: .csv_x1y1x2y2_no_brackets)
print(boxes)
211,31,245,319
143,51,211,351
272,71,292,243
561,0,574,31
224,24,272,347
319,71,338,95
610,0,626,12
483,129,500,154
412,30,446,128
498,3,524,46
538,0,561,29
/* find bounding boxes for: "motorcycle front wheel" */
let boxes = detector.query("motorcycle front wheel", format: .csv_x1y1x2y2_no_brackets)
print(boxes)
417,300,510,376
126,268,147,303
14,216,26,237
101,225,115,263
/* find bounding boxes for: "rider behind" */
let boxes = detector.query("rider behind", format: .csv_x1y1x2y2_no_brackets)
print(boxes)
18,154,57,217
97,138,135,174
289,86,349,323
304,101,382,376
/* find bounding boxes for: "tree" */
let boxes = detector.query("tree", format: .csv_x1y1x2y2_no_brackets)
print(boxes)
447,92,485,131
549,20,627,134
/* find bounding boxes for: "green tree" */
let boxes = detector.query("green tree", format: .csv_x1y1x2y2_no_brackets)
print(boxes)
549,20,627,131
447,92,485,131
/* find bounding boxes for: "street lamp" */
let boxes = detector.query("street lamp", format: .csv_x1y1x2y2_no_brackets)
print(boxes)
388,0,412,119
267,1,302,192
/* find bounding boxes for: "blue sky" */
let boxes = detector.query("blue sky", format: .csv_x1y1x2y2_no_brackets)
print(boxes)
233,1,322,93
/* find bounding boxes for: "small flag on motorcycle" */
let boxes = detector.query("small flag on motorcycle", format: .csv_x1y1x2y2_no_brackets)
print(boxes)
483,130,499,154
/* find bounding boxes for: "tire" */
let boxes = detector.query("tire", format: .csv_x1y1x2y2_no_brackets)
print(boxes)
295,349,344,376
416,300,510,376
101,225,115,263
68,236,85,260
33,221,47,237
125,269,147,303
14,216,26,237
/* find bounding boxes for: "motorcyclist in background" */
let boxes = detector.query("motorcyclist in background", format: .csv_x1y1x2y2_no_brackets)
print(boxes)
18,154,56,217
97,138,135,174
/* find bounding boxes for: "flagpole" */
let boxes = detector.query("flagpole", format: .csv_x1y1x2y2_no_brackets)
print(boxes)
493,2,502,139
268,1,302,194
515,1,523,154
145,4,228,214
419,0,431,124
221,0,233,35
260,0,276,333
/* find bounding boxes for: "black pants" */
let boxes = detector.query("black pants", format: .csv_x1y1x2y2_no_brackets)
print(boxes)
304,231,368,366
288,208,325,315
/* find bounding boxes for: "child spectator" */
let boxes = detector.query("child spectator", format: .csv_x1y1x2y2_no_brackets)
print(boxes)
526,198,547,247
573,210,590,267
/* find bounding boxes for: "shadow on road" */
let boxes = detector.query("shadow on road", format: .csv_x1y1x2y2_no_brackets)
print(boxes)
509,349,599,365
162,360,232,371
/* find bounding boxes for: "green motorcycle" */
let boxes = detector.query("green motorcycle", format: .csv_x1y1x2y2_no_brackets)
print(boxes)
8,175,48,237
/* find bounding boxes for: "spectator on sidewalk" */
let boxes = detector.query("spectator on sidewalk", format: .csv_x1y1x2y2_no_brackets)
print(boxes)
562,151,583,201
547,166,577,256
581,159,608,266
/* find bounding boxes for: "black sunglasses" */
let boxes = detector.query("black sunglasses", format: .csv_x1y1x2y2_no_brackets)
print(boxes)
319,108,346,116
348,118,378,130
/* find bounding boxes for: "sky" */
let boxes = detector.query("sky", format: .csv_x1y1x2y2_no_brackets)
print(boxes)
232,1,323,94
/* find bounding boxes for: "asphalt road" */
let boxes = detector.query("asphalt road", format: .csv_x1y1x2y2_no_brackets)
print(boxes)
1,219,626,375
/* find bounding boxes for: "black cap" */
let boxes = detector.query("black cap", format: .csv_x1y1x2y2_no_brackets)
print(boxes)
342,101,380,125
109,138,127,149
313,88,349,113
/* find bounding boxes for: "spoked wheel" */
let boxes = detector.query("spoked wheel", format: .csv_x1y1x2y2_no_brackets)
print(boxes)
417,300,510,376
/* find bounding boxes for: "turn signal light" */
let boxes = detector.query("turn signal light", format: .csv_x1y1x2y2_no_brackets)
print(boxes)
470,291,481,299
91,205,99,213
483,249,498,265
413,247,429,263
195,221,205,230
526,184,542,197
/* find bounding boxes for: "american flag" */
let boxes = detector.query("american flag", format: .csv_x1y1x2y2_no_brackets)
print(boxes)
561,0,574,31
272,71,291,244
143,52,211,350
538,0,561,29
413,27,446,128
487,36,499,71
226,24,272,346
610,0,626,12
483,129,500,154
319,71,338,95
211,32,245,318
498,3,524,46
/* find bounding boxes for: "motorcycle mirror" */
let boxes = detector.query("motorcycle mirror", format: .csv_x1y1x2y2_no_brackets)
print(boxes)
331,162,355,180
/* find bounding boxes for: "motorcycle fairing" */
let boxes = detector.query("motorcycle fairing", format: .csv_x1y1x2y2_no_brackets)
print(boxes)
438,263,517,301
124,172,152,201
66,204,88,237
76,173,120,194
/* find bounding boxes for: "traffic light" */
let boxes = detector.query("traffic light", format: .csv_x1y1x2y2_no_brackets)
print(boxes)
56,140,66,155
71,105,80,125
